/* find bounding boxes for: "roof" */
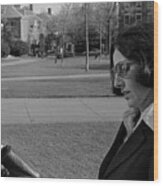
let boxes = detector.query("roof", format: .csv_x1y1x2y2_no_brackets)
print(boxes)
37,13,51,22
2,5,23,19
22,14,43,22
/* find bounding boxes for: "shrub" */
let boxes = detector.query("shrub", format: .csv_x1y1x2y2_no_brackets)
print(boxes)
10,40,29,56
1,41,10,58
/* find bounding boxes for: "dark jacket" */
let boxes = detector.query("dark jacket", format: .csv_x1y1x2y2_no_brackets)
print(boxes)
98,120,154,181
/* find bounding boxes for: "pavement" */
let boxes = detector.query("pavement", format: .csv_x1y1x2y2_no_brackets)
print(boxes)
2,73,110,82
1,97,128,125
1,57,40,67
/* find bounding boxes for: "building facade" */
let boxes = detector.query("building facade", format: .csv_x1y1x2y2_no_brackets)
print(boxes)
1,5,50,44
118,1,154,29
111,1,154,38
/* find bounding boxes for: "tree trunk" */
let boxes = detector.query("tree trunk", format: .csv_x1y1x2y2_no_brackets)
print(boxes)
99,23,102,62
85,3,89,71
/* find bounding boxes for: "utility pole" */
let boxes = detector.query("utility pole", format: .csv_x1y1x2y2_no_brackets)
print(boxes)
108,2,116,56
61,29,64,65
85,3,89,71
99,22,102,62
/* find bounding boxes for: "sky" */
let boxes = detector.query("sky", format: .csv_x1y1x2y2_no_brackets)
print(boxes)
19,3,62,14
32,3,61,14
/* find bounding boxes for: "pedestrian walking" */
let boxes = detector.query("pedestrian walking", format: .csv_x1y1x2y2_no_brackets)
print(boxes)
54,47,58,64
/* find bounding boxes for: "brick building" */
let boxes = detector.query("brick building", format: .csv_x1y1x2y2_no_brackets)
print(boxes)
110,1,154,39
118,1,154,28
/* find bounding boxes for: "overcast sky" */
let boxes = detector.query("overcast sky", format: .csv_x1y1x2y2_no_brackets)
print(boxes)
32,3,61,14
20,3,62,14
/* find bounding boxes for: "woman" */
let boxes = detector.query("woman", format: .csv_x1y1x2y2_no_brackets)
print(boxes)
98,24,154,180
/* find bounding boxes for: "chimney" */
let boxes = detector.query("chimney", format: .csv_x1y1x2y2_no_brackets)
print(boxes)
29,4,33,11
48,8,52,15
14,5,21,9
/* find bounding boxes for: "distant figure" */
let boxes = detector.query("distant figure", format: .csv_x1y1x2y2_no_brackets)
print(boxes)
38,41,45,58
94,52,99,60
31,41,36,57
60,47,64,63
35,42,40,57
54,47,58,64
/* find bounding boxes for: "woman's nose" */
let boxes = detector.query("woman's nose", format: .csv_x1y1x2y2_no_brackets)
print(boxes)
114,73,124,88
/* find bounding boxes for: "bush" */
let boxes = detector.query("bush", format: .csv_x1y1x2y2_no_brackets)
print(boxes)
1,41,10,58
10,40,29,56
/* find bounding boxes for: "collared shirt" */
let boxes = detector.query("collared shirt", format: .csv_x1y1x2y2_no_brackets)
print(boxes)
124,103,154,143
133,103,154,131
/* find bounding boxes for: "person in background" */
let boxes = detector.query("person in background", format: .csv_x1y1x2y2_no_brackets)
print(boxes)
54,46,58,64
98,24,154,180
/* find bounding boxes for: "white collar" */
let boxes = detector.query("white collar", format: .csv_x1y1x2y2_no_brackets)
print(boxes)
134,103,154,131
124,103,154,143
141,103,154,130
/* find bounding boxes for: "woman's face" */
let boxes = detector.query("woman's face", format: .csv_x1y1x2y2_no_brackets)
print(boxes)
113,49,151,110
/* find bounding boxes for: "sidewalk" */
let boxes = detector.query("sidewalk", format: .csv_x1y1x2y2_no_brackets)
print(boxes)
1,57,40,67
1,97,128,125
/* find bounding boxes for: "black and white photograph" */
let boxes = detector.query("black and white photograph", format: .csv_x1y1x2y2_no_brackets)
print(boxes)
1,0,156,181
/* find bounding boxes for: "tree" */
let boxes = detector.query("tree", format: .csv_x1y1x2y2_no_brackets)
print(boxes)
1,17,14,45
38,33,45,57
46,2,116,56
88,2,116,54
85,3,89,71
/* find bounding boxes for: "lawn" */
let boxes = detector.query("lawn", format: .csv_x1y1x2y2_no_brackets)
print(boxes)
1,55,119,179
2,56,113,98
1,121,120,179
2,56,110,78
2,77,112,98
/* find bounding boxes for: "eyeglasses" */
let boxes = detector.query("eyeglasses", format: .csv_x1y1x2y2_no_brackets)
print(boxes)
113,61,136,78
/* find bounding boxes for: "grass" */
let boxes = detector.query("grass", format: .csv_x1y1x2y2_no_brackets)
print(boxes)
2,56,113,98
1,121,120,179
2,56,110,78
1,56,119,179
2,77,112,98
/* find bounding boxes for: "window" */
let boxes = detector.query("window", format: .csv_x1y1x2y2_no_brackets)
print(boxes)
136,14,142,23
147,1,153,8
10,21,16,26
124,2,130,8
136,2,142,8
146,12,154,23
124,2,130,13
135,2,142,14
124,14,130,25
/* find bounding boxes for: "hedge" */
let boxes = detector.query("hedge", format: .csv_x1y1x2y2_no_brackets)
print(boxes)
10,40,29,56
1,41,10,58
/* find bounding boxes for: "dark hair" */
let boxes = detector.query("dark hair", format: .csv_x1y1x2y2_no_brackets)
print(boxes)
114,23,154,88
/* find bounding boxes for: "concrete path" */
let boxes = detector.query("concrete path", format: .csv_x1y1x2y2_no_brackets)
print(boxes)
2,73,110,82
1,58,40,67
1,98,128,125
